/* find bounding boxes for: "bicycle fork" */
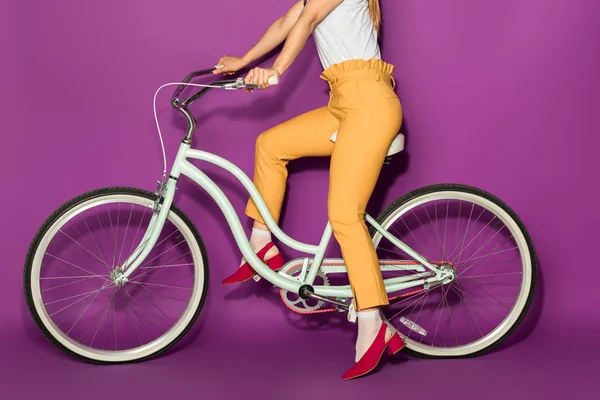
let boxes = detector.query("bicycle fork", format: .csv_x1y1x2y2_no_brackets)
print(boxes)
110,177,178,285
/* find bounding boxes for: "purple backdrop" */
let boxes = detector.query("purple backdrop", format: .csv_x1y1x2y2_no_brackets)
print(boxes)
1,0,598,397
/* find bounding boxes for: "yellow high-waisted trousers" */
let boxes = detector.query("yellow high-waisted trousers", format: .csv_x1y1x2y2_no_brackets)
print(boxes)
245,59,403,310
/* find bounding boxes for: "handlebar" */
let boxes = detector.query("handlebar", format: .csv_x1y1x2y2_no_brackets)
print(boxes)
170,67,279,109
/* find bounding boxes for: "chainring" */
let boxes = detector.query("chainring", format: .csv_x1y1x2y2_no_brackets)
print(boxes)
279,262,332,314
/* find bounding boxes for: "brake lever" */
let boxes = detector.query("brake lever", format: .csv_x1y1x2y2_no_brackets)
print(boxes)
222,78,246,90
223,75,280,90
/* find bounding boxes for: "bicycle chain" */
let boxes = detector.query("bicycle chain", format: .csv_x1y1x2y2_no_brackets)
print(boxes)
279,260,430,315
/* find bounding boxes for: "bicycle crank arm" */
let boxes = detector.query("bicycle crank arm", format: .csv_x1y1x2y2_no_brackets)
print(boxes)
299,285,350,310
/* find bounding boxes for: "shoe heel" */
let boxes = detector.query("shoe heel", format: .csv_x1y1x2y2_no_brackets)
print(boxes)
386,333,405,355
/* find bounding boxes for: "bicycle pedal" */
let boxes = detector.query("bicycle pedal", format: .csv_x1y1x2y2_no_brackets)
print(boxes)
253,275,261,282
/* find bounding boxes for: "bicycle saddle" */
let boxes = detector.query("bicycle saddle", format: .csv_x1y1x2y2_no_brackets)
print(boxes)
329,131,405,157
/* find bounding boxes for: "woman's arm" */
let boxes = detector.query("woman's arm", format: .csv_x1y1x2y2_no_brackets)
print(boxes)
243,0,306,65
272,0,342,75
244,0,342,87
214,1,304,75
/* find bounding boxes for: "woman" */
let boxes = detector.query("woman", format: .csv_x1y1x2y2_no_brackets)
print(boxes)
214,0,403,380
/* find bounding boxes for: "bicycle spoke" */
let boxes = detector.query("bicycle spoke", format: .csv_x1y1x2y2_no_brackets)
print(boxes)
442,200,449,259
117,204,135,269
42,276,102,292
460,281,519,287
449,284,484,339
114,203,121,270
58,229,112,270
66,282,109,335
123,287,146,347
43,253,108,281
442,283,459,346
454,207,485,265
127,207,148,261
106,205,117,267
393,290,430,317
451,284,507,321
424,203,444,260
89,289,117,347
458,242,519,277
131,281,191,290
434,201,442,259
449,203,474,262
80,215,110,274
44,286,110,306
460,245,518,268
130,251,192,281
96,213,112,260
41,275,109,280
461,271,522,279
411,209,442,260
457,223,507,268
431,285,450,346
129,281,190,303
126,283,174,325
138,263,194,270
138,231,184,268
452,215,498,263
396,217,429,258
462,260,522,270
113,292,117,351
447,201,463,260
470,284,512,310
123,292,163,337
387,290,430,321
377,246,407,258
49,282,111,317
77,287,113,344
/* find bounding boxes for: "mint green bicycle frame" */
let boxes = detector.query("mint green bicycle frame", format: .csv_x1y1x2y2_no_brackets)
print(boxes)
117,140,448,303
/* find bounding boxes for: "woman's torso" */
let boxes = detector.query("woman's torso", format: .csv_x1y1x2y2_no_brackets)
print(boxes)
305,0,381,70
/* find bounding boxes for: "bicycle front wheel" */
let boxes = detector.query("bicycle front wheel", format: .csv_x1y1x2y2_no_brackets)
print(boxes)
372,184,537,358
24,187,209,364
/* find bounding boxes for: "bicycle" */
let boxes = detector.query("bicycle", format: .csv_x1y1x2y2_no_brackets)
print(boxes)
24,67,537,364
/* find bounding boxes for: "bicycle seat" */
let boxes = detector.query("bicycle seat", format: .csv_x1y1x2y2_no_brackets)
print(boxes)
329,131,405,157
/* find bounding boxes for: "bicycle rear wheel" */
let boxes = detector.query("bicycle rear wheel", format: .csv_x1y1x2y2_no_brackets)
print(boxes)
24,187,209,364
372,184,536,358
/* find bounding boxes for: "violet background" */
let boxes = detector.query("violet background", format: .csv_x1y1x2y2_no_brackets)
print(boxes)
1,0,598,398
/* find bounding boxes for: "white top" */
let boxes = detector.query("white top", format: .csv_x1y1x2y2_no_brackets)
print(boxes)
306,0,381,70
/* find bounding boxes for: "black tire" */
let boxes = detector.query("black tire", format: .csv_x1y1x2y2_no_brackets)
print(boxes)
371,183,537,358
24,186,209,364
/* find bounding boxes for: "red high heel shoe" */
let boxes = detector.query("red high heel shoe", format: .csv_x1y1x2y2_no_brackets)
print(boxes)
222,242,285,285
341,323,405,380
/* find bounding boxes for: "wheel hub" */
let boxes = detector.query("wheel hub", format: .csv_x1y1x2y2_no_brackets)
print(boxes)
437,263,456,284
110,268,128,286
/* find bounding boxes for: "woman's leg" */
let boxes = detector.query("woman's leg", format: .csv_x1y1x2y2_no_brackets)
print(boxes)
245,105,339,225
224,106,340,282
327,97,402,361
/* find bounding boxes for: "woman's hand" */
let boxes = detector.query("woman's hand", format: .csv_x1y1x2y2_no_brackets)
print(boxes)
213,56,248,75
244,67,281,91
